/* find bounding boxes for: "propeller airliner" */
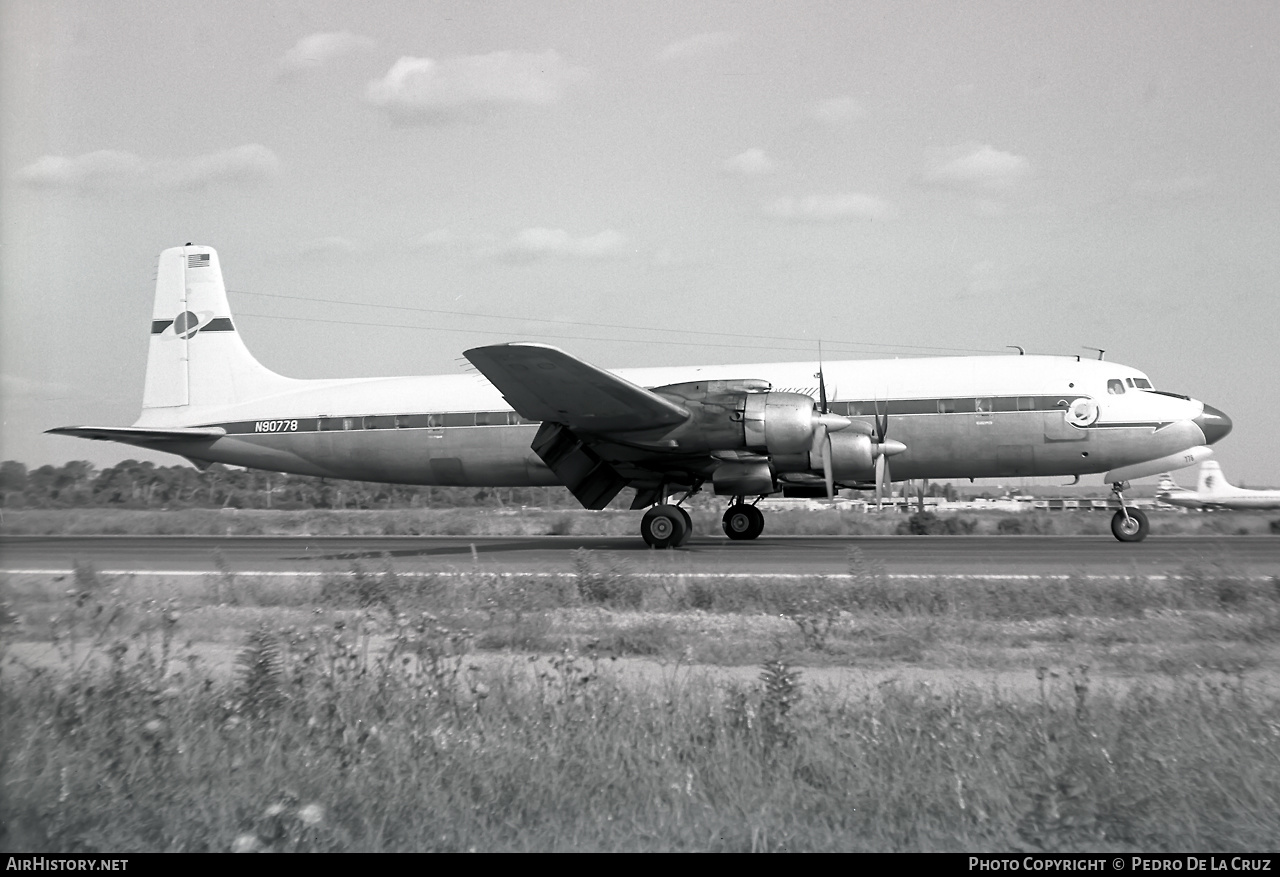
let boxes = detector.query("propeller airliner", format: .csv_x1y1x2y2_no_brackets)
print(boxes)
1156,461,1280,510
49,246,1233,545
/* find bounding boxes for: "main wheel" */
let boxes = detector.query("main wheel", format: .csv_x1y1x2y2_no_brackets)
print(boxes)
641,505,688,548
1110,508,1149,542
722,503,765,540
675,506,693,546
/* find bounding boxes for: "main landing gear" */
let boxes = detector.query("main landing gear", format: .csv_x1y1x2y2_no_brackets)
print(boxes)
1109,481,1149,543
722,500,765,541
640,504,693,549
640,493,768,548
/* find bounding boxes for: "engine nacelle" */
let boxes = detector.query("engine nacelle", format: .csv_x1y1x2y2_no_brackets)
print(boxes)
648,385,824,457
828,432,875,480
742,392,817,456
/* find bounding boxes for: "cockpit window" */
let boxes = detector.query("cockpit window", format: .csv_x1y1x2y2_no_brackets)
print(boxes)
1134,378,1152,389
1107,379,1125,395
1126,378,1135,388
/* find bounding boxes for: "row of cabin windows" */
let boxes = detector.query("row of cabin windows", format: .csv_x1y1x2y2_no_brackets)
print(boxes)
307,394,1104,433
316,411,539,431
825,396,1072,417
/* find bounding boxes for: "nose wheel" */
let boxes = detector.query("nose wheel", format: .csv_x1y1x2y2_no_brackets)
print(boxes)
722,502,765,540
1109,481,1149,542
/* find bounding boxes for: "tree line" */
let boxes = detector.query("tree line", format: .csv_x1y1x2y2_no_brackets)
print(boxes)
0,460,581,510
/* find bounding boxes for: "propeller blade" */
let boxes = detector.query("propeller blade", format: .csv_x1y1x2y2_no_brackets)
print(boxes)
874,399,889,443
822,433,834,499
875,453,891,510
808,425,836,499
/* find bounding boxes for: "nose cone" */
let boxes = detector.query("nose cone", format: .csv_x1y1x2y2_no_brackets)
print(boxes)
1195,404,1232,445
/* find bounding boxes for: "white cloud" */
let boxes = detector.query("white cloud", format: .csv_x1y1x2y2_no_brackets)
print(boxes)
491,228,629,262
766,193,898,222
366,51,586,123
923,144,1031,191
150,145,280,190
15,150,144,191
723,148,774,176
655,31,738,62
15,145,280,193
811,96,864,125
278,32,376,74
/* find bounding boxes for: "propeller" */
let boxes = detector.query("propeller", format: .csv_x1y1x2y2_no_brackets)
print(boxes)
810,351,837,499
871,398,907,509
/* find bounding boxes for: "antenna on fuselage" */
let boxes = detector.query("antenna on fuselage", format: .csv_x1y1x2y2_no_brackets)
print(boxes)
1007,345,1024,355
1084,347,1106,360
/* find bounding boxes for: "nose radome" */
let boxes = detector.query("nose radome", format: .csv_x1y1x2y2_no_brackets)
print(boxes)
1195,404,1232,445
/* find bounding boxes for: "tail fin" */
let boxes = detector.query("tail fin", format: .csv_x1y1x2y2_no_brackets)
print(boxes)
1157,473,1178,492
141,246,297,418
1197,460,1229,495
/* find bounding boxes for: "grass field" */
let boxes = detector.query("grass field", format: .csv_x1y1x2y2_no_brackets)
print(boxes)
4,531,1280,852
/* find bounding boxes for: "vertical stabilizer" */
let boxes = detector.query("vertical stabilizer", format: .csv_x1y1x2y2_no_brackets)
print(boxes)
140,246,297,418
1197,460,1229,495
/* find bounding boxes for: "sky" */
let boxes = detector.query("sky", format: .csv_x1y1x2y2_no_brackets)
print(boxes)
3,0,1279,486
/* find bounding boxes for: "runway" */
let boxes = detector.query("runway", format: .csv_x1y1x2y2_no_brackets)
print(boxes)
3,534,1278,578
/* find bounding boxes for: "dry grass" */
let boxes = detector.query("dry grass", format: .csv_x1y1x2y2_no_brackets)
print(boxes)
3,550,1280,852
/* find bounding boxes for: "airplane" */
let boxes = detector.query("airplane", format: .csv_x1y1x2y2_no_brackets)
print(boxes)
1156,461,1280,510
48,245,1233,546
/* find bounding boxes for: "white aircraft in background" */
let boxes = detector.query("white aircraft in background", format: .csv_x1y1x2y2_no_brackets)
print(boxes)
1156,461,1280,510
50,246,1233,546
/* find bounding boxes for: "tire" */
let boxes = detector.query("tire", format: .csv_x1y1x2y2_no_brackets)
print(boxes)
722,504,765,540
675,507,693,546
1110,508,1149,542
642,505,688,549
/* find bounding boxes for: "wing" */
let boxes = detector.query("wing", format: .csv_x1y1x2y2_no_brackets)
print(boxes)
463,343,689,434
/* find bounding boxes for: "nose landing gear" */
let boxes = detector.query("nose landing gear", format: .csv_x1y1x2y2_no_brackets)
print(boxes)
1109,481,1149,542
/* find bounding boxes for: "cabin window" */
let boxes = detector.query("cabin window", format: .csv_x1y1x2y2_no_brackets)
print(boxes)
342,417,360,431
937,398,957,414
475,411,509,426
443,413,475,428
318,417,340,431
364,415,395,430
1017,396,1036,411
1107,379,1125,395
974,397,993,414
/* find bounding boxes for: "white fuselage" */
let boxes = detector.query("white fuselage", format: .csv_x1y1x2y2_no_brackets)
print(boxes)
134,353,1218,488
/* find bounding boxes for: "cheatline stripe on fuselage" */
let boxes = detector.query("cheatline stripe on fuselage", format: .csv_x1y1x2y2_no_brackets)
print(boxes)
192,395,1169,436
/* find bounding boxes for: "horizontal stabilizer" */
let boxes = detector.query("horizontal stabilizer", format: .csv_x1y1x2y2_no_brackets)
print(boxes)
47,425,226,444
464,343,689,434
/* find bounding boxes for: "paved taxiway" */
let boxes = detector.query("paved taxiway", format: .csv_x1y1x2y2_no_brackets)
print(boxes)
3,535,1278,578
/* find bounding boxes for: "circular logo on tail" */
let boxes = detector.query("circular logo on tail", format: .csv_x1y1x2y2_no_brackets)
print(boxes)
173,311,201,339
